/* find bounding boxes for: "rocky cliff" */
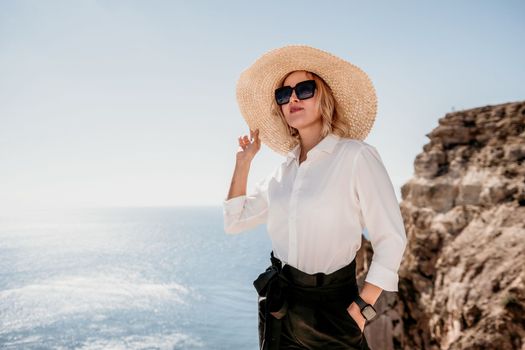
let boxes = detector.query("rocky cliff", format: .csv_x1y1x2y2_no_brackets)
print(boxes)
356,100,525,350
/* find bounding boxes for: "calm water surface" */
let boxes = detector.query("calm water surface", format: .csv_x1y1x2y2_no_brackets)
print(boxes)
0,207,271,349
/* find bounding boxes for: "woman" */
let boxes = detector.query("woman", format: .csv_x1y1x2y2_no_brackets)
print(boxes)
223,45,407,350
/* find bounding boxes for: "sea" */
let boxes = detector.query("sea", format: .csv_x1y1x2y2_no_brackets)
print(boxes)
0,206,273,350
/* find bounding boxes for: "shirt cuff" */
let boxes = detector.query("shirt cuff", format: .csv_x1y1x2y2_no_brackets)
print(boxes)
222,195,246,215
364,259,400,292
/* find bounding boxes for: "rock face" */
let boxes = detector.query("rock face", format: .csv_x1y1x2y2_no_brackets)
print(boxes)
356,101,525,349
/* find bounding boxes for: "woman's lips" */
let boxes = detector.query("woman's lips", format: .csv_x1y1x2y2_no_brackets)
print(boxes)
290,107,303,113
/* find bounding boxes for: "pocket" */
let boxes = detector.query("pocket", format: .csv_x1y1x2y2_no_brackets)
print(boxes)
342,306,365,335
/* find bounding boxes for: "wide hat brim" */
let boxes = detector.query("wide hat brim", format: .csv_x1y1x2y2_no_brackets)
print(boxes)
236,45,378,156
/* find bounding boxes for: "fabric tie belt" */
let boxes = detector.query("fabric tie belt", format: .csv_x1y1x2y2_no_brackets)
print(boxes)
253,251,358,350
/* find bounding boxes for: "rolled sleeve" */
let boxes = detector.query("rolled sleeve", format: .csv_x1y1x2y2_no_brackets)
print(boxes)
352,143,408,292
222,175,270,235
223,195,246,216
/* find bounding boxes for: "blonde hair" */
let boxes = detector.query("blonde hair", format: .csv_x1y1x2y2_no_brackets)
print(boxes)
270,71,347,145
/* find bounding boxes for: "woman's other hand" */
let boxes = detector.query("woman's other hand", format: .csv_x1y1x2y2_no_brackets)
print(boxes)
236,128,261,164
347,302,366,333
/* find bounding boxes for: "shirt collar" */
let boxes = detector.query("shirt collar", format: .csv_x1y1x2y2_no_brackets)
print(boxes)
285,133,341,166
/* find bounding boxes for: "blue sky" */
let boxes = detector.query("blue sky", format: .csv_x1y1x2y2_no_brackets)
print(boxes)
0,0,524,212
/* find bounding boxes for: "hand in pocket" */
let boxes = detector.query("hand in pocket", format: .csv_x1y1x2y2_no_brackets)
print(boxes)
346,305,366,333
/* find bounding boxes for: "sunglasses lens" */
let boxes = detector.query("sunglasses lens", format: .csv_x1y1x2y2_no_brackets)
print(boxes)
296,80,316,100
274,80,316,105
275,86,292,105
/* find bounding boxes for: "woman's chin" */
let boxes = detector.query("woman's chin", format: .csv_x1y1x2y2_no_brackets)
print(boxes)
289,120,315,131
287,115,309,127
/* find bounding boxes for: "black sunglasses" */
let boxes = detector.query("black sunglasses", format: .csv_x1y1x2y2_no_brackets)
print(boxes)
275,80,317,106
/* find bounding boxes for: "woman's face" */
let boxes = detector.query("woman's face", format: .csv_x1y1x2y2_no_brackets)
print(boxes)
280,70,321,132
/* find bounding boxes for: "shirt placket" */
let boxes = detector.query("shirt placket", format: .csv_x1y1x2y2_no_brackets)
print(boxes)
288,158,311,267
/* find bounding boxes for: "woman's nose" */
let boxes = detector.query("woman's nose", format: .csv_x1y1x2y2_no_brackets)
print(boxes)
290,90,299,102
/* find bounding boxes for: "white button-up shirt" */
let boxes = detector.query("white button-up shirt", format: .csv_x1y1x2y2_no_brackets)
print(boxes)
222,133,407,292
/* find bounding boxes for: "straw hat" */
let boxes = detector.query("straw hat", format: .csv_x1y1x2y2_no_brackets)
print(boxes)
235,44,378,156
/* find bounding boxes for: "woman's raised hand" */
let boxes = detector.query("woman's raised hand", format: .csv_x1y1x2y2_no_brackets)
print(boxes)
236,128,261,164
